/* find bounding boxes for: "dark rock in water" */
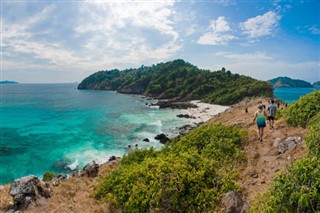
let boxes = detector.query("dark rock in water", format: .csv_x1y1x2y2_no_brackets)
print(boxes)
0,146,10,153
8,175,51,211
154,134,170,144
222,191,248,213
52,159,74,172
108,156,117,162
150,101,197,109
176,114,195,119
142,138,150,142
178,124,196,135
83,161,99,177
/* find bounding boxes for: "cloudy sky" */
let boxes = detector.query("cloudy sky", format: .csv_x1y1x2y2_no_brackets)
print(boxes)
1,0,319,83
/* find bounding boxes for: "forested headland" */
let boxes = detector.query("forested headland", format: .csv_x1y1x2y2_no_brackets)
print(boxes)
78,59,273,105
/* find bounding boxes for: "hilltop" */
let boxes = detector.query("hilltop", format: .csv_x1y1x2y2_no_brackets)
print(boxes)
268,76,313,88
78,59,273,105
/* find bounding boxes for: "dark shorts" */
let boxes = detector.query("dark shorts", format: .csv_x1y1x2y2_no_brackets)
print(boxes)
268,116,274,121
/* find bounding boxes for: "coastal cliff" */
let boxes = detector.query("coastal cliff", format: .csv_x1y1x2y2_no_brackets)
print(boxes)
1,91,319,212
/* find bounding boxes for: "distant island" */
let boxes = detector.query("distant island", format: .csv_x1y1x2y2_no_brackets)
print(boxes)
313,81,320,88
78,59,273,105
0,81,18,84
268,76,315,88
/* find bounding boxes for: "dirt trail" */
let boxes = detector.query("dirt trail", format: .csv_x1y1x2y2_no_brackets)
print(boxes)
209,98,308,204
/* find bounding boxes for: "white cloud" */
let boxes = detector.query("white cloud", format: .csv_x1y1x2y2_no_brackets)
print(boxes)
240,11,281,38
74,1,181,65
215,51,273,61
214,0,235,6
309,25,320,34
2,1,182,82
197,16,236,45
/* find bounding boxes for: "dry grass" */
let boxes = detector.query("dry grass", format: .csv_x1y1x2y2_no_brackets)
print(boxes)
0,159,121,213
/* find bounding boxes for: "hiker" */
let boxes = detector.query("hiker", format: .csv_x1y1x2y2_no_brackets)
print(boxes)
267,100,277,129
253,104,267,141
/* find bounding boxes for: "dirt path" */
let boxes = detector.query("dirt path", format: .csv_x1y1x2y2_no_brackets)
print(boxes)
209,98,308,205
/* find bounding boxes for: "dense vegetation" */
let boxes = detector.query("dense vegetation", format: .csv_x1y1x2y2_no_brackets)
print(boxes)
78,59,273,105
268,76,313,88
95,124,247,212
250,92,320,212
284,90,320,127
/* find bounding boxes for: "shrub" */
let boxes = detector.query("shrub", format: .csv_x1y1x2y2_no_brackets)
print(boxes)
95,124,246,212
43,171,57,181
284,90,320,128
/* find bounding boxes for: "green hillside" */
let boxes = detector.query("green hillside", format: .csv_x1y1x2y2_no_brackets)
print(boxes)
78,59,273,105
268,76,312,87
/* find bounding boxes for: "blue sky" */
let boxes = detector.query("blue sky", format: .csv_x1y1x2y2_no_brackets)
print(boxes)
1,0,319,83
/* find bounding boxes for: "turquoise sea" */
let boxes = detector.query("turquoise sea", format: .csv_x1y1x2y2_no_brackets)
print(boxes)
0,83,191,184
274,87,320,104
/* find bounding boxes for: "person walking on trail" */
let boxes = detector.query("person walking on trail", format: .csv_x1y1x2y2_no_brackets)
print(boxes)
253,104,267,142
267,100,277,129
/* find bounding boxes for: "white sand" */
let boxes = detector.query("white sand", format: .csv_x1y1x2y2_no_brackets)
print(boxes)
184,100,229,123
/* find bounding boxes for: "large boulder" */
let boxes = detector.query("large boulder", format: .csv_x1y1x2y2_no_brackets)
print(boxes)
276,136,303,154
154,134,170,144
72,161,100,178
8,175,51,211
222,191,248,213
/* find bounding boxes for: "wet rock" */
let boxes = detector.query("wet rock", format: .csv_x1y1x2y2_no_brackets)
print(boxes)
52,159,74,172
83,161,99,177
8,176,51,211
176,114,195,119
108,155,117,162
142,138,150,142
178,124,195,135
222,191,248,213
150,101,197,109
154,134,170,144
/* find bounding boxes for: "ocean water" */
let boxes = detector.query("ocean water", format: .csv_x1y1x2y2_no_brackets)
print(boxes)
274,87,320,104
0,83,191,184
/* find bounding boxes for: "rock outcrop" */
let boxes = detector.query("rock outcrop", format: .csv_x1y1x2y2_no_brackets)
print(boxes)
73,161,100,178
222,191,248,213
274,136,303,154
8,176,51,212
154,134,170,144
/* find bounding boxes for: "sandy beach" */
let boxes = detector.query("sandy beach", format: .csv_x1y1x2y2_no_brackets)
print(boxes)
184,100,229,123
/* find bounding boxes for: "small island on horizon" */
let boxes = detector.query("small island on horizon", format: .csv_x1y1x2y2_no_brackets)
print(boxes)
0,80,18,84
268,76,319,88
